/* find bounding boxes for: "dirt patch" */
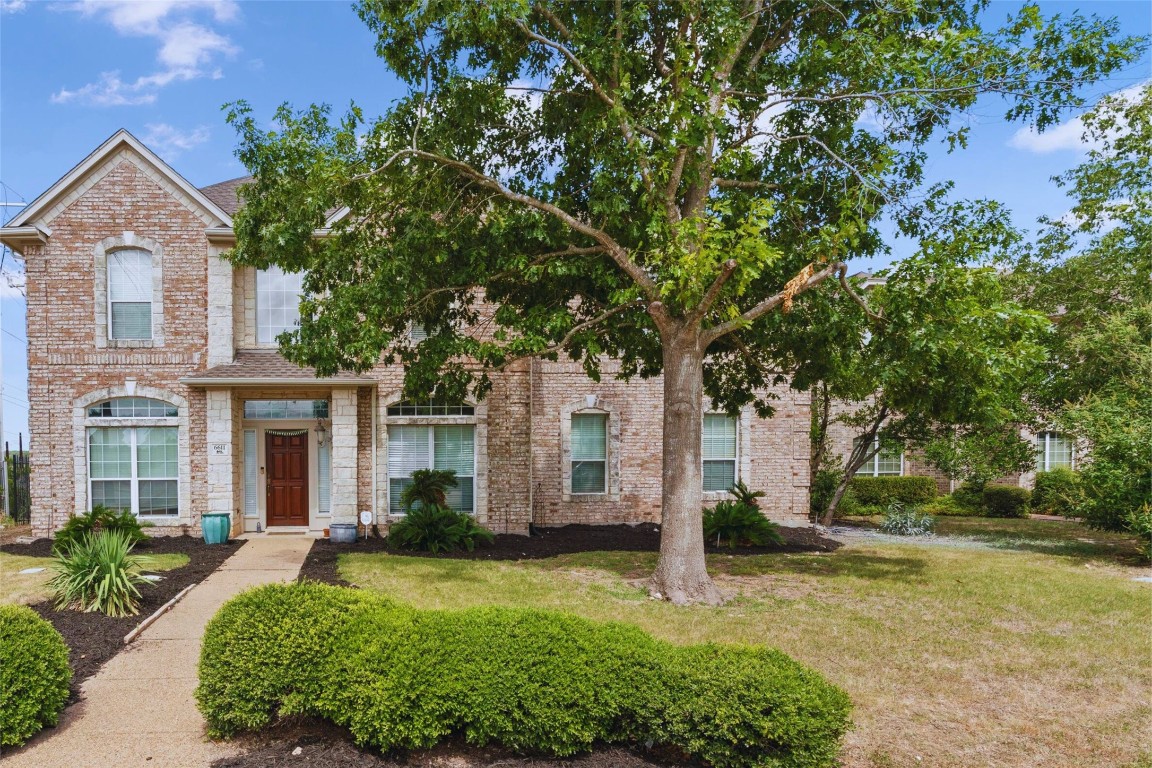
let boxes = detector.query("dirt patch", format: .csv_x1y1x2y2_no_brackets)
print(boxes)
0,523,33,544
213,717,675,768
0,535,241,698
299,523,839,586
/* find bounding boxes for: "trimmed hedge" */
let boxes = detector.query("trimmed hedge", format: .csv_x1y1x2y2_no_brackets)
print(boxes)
0,605,71,747
982,484,1031,518
849,476,937,507
198,583,851,768
1031,469,1083,518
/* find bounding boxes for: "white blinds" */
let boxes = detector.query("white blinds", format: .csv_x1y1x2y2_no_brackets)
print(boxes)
317,440,331,514
243,430,258,516
108,249,152,340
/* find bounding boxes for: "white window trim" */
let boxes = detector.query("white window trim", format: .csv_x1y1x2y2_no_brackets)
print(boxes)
386,425,478,515
1037,431,1075,472
255,265,305,346
379,391,489,524
93,234,165,348
87,426,180,518
702,406,754,500
570,412,609,495
701,412,740,495
560,398,621,502
854,437,905,477
73,386,190,526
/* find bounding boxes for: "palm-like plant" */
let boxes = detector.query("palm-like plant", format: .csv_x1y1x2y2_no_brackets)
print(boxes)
48,530,154,617
388,504,495,553
728,481,767,508
399,469,458,511
702,501,784,549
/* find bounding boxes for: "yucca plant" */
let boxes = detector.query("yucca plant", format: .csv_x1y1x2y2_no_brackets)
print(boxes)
399,469,458,511
702,500,784,549
388,504,495,554
48,530,154,617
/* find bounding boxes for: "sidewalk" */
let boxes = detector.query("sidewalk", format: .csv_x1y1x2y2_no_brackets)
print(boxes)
2,535,313,768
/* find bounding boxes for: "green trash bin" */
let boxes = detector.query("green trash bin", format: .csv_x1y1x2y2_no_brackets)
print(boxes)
202,513,231,545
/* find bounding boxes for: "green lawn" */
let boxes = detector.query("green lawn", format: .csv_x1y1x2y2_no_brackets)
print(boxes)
338,531,1151,768
0,552,190,606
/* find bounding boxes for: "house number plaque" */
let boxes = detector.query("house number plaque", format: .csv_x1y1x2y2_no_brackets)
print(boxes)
210,443,230,456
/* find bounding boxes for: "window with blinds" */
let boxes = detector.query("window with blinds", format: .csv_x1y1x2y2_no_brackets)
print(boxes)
108,249,152,340
853,437,904,476
317,439,331,514
387,424,475,514
89,425,178,516
243,430,258,517
571,413,607,494
702,413,737,492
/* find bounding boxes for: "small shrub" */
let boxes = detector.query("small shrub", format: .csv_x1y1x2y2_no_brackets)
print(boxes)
53,504,148,554
982,484,1031,518
48,530,153,617
197,583,851,768
388,504,495,553
0,605,71,747
916,496,975,517
878,502,935,536
1031,469,1084,518
950,481,985,513
728,480,766,508
849,476,937,507
810,467,844,518
702,500,784,548
1126,504,1152,561
400,469,458,511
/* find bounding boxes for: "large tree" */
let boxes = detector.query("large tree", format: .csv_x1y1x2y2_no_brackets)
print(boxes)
226,1,1139,603
1012,84,1152,531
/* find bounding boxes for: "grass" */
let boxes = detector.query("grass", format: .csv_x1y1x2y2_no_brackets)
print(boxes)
0,552,190,606
338,533,1151,768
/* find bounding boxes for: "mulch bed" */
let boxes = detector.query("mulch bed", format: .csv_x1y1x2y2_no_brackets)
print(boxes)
298,522,841,586
0,534,241,699
213,717,673,768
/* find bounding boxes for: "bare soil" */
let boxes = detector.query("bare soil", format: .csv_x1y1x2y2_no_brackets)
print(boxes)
0,534,240,698
298,522,840,586
213,717,675,768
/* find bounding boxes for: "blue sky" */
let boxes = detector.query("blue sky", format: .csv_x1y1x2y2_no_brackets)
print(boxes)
1,0,1149,445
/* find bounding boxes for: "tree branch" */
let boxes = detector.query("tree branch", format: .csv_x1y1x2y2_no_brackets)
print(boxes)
691,259,739,323
704,261,843,343
837,265,885,323
493,299,647,371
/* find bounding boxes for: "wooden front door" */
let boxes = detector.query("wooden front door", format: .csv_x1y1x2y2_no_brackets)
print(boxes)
266,432,308,526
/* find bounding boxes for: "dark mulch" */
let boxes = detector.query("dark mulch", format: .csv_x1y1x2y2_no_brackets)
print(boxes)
213,717,675,768
1,535,241,699
299,522,841,586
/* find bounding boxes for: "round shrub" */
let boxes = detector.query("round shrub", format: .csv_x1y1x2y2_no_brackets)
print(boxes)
950,481,985,514
982,484,1031,518
0,605,71,748
197,583,852,768
196,581,393,737
1031,469,1083,518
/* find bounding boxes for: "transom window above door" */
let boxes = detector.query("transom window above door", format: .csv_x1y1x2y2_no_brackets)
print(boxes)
256,265,304,343
243,400,329,420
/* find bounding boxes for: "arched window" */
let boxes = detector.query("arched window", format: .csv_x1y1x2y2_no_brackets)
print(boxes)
87,397,179,517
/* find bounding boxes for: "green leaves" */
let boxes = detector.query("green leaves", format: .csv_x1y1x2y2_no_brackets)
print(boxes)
0,606,71,747
49,530,153,618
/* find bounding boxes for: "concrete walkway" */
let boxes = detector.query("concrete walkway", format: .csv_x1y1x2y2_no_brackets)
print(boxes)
3,536,313,768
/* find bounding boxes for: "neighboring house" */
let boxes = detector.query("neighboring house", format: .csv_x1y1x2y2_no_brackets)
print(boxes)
0,130,812,539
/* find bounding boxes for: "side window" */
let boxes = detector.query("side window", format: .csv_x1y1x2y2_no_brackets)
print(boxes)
702,413,737,491
570,413,608,494
108,249,153,340
256,266,304,344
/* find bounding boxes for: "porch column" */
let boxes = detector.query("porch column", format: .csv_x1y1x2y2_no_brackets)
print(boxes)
205,389,234,520
330,388,358,525
206,247,234,367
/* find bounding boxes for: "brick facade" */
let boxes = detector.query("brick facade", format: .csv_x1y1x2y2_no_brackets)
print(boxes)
4,131,814,538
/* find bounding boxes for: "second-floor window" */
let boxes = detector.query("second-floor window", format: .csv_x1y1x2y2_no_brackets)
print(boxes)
257,266,304,343
108,249,153,340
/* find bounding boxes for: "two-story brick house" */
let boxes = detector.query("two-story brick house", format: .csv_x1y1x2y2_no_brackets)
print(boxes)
1,130,812,539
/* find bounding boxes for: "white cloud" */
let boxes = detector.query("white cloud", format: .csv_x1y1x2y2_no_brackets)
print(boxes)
52,1,238,107
141,123,211,158
1,0,27,14
1008,82,1147,154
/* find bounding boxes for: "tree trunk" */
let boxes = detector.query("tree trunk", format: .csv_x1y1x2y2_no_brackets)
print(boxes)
819,477,852,527
650,326,724,605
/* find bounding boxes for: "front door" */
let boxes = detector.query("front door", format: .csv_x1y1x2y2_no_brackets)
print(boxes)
266,432,308,526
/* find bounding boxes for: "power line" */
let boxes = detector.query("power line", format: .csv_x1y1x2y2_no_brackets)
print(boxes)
2,328,27,345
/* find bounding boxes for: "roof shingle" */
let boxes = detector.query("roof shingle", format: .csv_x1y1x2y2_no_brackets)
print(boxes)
183,350,371,384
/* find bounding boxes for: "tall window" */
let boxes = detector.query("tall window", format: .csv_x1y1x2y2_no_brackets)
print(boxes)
87,398,178,516
1036,432,1074,471
388,424,475,514
108,249,152,340
571,413,608,494
256,266,304,343
702,413,738,491
853,437,903,476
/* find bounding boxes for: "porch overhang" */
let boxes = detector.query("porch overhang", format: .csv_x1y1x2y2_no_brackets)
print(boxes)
180,350,374,388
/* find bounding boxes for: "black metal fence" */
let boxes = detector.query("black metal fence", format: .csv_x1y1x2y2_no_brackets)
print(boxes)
4,435,30,524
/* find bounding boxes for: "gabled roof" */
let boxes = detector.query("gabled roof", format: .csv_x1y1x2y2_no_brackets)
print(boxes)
4,129,234,232
200,175,251,216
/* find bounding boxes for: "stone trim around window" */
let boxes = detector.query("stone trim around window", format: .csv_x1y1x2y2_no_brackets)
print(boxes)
560,398,622,502
376,390,490,526
702,405,754,503
72,384,191,526
93,233,165,349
